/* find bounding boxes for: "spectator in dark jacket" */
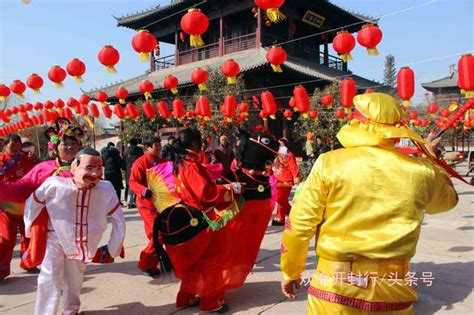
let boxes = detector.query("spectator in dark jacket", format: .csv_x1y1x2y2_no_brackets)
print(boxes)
101,142,124,201
123,138,144,208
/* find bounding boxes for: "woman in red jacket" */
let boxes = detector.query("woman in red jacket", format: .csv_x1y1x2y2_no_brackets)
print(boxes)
272,138,300,226
166,128,240,313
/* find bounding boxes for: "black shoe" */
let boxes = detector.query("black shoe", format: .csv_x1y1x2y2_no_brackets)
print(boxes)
202,304,229,313
141,268,160,278
26,267,40,274
127,203,136,208
271,219,285,226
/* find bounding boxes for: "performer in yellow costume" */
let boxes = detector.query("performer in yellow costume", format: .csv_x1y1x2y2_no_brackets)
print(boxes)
280,92,458,314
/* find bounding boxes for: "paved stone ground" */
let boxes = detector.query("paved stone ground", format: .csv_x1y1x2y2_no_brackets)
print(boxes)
1,163,473,314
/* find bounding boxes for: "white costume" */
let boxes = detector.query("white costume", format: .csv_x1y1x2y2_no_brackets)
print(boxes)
24,176,126,315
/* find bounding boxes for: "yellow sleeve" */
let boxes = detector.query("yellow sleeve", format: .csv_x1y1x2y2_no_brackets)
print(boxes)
280,157,327,280
425,164,458,214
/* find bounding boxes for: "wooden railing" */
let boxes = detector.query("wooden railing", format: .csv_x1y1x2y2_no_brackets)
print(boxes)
264,34,346,71
224,32,257,54
153,33,257,69
154,54,175,70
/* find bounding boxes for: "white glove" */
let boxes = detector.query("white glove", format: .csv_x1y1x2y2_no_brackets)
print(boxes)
231,182,242,195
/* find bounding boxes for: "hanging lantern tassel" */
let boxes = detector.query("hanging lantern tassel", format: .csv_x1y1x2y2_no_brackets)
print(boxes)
73,76,83,83
227,76,237,85
54,82,64,88
198,83,207,91
139,52,150,63
271,64,282,73
144,92,152,100
266,8,286,23
119,98,126,105
83,116,95,129
190,35,205,48
171,87,178,94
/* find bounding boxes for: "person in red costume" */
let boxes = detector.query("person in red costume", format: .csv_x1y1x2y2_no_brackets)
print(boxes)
0,134,35,279
272,138,300,226
0,119,83,280
129,135,165,277
164,128,241,313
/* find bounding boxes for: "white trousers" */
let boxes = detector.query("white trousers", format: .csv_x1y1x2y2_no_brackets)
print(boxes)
34,233,86,315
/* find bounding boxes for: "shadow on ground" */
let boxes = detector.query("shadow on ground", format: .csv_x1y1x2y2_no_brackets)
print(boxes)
413,261,474,314
83,302,176,315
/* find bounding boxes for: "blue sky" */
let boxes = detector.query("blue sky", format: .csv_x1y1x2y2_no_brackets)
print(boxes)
0,0,473,108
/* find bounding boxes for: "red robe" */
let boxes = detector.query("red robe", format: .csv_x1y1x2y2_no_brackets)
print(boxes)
167,153,235,312
129,153,164,271
273,152,300,222
0,159,72,270
0,152,35,276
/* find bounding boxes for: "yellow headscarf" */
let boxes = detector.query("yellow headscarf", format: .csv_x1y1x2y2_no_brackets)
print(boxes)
337,92,425,148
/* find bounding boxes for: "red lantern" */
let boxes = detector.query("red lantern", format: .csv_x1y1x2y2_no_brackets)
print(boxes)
157,101,171,120
332,31,356,62
458,54,474,98
67,97,80,109
357,24,383,56
335,109,346,121
89,103,100,118
238,102,249,119
397,67,415,106
95,91,108,105
48,65,67,88
221,59,241,85
18,105,26,113
163,75,179,94
54,99,65,109
222,95,237,121
79,95,91,106
254,0,286,23
10,80,26,98
179,32,186,42
172,99,185,120
98,45,120,73
186,111,195,120
33,102,43,111
139,80,155,100
191,68,209,91
79,103,89,116
63,107,73,120
408,111,418,121
266,46,287,72
125,103,140,120
44,100,54,110
180,9,209,48
0,84,10,102
66,58,86,83
26,74,44,94
142,101,156,120
196,96,212,119
115,87,129,104
340,78,356,111
309,109,318,119
131,30,157,62
261,91,277,119
293,85,310,116
102,104,113,119
321,94,334,108
427,103,438,116
440,108,450,118
283,109,293,120
259,109,268,121
114,104,125,120
288,97,296,110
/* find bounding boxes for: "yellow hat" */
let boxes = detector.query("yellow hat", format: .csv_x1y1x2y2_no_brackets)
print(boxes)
337,92,425,148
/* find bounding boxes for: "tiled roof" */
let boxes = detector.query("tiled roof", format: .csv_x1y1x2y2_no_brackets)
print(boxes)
116,0,376,29
116,0,198,28
86,47,389,99
421,71,458,90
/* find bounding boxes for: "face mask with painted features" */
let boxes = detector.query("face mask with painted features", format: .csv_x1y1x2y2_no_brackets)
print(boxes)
71,155,103,189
